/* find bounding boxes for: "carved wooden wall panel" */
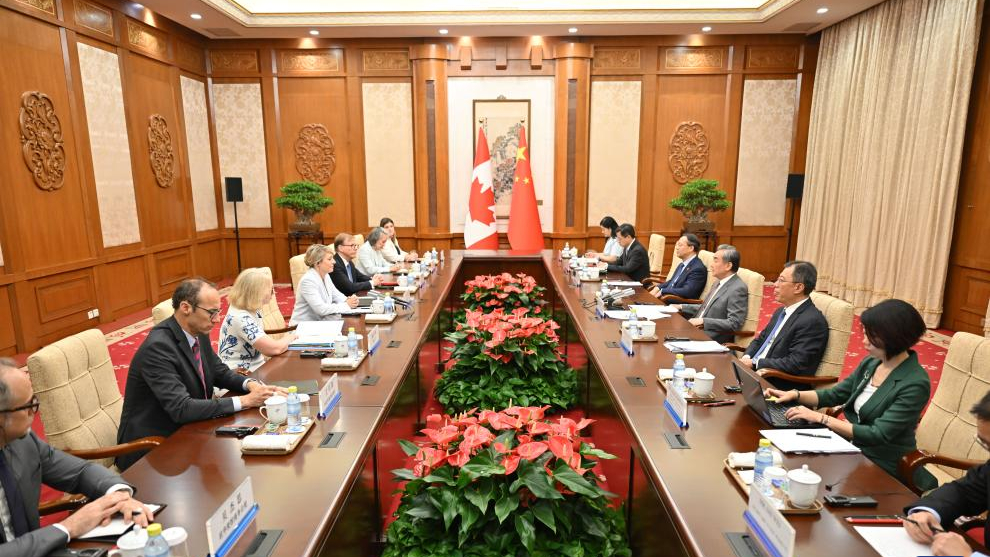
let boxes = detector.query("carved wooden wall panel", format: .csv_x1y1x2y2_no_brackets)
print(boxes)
19,91,65,192
294,124,336,185
14,0,55,16
663,47,724,70
278,49,342,73
147,114,175,188
74,0,113,38
592,48,641,70
362,50,410,72
175,40,206,74
668,122,710,184
210,49,259,73
126,19,168,59
745,46,800,70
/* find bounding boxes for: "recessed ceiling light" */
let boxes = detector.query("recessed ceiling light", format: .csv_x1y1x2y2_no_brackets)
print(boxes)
568,27,578,33
309,29,320,35
439,28,449,35
702,26,712,32
817,7,829,14
190,13,202,20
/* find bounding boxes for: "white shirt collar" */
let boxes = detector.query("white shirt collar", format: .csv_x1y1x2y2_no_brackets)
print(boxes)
181,327,197,347
715,273,735,288
681,254,696,266
784,297,810,315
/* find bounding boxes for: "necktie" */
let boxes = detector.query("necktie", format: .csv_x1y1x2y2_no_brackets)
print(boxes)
191,339,207,398
753,309,787,361
0,452,29,539
697,281,721,318
669,262,685,285
345,263,354,282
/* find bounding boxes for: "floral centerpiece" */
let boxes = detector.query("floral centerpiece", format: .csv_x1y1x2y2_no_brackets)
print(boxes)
384,407,631,557
460,273,546,314
435,307,577,413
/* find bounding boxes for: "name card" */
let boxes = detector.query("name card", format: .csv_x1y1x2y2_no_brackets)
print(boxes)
206,476,258,557
743,488,795,557
317,373,341,420
619,327,634,355
664,383,689,428
596,296,606,317
367,325,382,354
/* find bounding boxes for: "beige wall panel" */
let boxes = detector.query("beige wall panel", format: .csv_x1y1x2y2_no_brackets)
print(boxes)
77,43,141,247
180,76,218,232
733,79,797,226
587,80,641,227
362,82,415,228
447,77,555,233
213,83,271,228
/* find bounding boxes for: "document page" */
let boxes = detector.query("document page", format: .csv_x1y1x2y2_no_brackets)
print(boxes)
79,503,163,539
853,526,931,557
663,340,730,353
759,428,861,454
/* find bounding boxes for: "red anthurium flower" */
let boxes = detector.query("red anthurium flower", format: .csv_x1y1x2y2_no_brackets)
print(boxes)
527,421,552,435
548,435,573,461
516,441,549,461
425,414,444,430
516,434,532,445
501,454,521,475
448,447,472,468
461,424,494,449
494,442,509,453
422,425,460,447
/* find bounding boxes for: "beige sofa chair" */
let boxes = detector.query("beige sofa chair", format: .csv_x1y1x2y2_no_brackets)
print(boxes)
900,332,990,493
646,234,666,281
151,299,174,325
732,267,766,349
659,249,715,305
984,300,989,338
257,267,293,339
26,329,163,470
290,254,308,292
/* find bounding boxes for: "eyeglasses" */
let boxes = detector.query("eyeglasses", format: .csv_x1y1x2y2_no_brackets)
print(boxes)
341,244,357,248
0,395,40,415
775,277,799,284
975,434,990,452
195,305,222,320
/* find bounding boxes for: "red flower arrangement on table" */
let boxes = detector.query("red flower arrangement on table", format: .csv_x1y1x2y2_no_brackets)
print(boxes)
384,406,631,557
460,272,546,314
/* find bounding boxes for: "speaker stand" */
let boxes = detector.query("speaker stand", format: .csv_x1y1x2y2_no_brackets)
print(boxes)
232,200,242,272
785,198,798,261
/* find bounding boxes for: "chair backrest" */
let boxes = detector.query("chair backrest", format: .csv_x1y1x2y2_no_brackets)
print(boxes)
257,267,286,340
666,252,682,282
733,268,766,348
809,292,853,378
984,299,990,338
915,333,990,485
289,255,308,292
647,234,666,275
697,250,716,299
352,233,364,246
152,299,174,325
26,329,123,468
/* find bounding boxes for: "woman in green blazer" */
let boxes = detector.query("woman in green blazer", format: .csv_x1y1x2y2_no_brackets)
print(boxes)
765,299,936,491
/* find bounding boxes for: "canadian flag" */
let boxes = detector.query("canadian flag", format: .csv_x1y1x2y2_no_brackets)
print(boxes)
464,128,498,249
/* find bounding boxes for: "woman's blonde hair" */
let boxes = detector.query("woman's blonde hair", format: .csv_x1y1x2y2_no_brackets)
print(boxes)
304,244,332,268
228,268,272,312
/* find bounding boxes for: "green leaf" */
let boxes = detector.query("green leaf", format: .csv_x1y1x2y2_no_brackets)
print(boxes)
518,458,564,500
579,443,617,460
514,511,536,553
392,468,419,481
551,461,602,499
422,466,457,486
532,500,557,534
579,512,608,539
457,450,506,488
457,497,482,539
440,488,459,531
398,439,420,456
494,491,520,524
464,478,494,514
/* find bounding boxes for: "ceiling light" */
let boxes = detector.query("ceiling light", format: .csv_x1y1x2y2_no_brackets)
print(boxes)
309,29,320,35
702,26,712,32
439,28,449,35
132,3,143,8
568,27,578,33
190,13,202,20
817,7,829,14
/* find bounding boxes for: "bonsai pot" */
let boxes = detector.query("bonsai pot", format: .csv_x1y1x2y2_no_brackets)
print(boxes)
289,211,320,233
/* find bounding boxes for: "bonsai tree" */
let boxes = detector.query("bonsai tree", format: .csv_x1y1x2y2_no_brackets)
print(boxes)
275,180,334,231
668,178,731,224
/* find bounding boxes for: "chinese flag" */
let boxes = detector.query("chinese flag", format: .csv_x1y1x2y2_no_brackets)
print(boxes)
507,126,544,251
464,128,498,249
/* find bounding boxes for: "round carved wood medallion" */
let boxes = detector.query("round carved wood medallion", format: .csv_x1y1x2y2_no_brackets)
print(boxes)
148,114,175,188
668,122,710,184
294,124,336,185
19,91,66,192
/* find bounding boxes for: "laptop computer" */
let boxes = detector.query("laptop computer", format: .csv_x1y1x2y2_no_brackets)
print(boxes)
734,361,824,429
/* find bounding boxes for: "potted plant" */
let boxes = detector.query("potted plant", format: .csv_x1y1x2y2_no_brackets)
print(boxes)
274,180,334,233
668,178,731,233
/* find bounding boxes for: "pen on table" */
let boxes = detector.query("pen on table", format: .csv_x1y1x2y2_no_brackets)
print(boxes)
703,400,735,407
898,515,946,533
796,432,831,439
844,515,902,525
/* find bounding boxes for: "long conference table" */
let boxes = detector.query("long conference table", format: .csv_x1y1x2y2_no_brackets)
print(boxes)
113,250,928,557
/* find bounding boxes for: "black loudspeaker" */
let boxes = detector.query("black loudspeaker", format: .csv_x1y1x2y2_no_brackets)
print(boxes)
225,177,244,202
786,174,805,199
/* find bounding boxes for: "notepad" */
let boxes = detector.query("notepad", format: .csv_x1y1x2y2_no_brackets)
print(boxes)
603,280,643,287
663,341,730,353
853,526,931,557
79,503,163,540
759,428,861,454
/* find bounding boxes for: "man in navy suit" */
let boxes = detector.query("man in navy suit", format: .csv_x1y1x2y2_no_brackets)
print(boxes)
605,223,650,282
650,234,707,300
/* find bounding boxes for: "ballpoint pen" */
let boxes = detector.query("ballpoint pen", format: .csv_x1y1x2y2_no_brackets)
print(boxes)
703,400,735,407
898,515,945,533
796,432,831,439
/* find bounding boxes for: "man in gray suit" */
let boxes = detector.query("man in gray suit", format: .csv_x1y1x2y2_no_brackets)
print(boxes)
676,245,748,344
0,359,151,556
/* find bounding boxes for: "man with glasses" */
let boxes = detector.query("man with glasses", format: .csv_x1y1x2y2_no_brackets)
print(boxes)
739,261,829,390
116,279,281,471
331,233,384,296
903,390,990,557
0,359,152,555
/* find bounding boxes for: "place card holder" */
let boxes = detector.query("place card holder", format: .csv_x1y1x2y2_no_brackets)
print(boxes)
360,375,380,386
243,530,283,557
319,431,346,449
625,376,646,387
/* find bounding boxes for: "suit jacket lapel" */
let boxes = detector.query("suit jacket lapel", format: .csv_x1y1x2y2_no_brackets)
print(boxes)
770,299,810,352
165,318,207,398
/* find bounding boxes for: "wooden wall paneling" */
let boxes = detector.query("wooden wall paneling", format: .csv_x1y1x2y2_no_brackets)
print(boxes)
725,229,788,279
634,50,659,237
209,48,261,76
410,45,451,246
175,39,207,76
361,48,412,76
69,0,115,43
259,51,289,280
0,287,17,355
345,47,370,238
0,0,60,24
99,256,149,315
192,239,224,282
168,63,198,244
0,9,97,272
154,247,191,299
276,48,345,76
552,43,592,248
123,52,192,246
29,268,100,345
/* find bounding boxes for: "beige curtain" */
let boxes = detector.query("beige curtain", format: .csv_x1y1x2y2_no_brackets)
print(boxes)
797,0,983,328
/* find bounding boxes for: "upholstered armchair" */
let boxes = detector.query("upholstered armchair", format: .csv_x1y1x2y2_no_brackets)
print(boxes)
257,267,294,338
151,298,174,325
644,234,666,284
289,254,308,292
730,267,765,349
899,332,990,494
658,249,715,305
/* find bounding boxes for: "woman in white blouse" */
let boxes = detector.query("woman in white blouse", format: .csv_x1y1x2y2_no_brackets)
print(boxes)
355,227,401,276
290,244,359,325
218,268,297,373
380,217,418,263
584,216,624,263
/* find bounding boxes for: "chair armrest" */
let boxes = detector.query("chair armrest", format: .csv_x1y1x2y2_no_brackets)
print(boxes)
39,494,88,516
759,368,839,386
731,331,756,338
265,324,297,335
899,449,984,494
65,436,165,460
660,294,703,305
724,343,747,352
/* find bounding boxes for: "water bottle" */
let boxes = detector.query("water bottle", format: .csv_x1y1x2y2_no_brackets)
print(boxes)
671,354,687,394
600,279,609,297
384,294,395,314
626,308,640,338
431,247,438,261
347,327,359,359
754,438,774,497
439,250,445,264
286,386,301,426
563,242,570,256
144,523,171,557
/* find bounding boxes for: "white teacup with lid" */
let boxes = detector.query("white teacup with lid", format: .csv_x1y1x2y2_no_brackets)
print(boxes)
692,370,715,396
786,464,821,508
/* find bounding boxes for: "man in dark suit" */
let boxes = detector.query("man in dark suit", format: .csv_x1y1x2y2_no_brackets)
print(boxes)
903,390,990,557
117,279,280,471
606,223,650,282
0,360,151,556
740,261,829,391
649,234,707,300
677,245,748,343
331,233,384,296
